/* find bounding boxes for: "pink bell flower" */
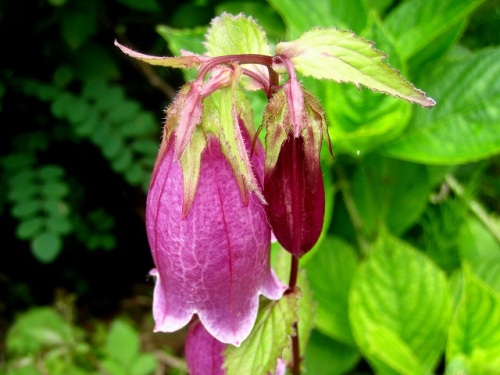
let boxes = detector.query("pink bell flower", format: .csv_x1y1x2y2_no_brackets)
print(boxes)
146,130,286,346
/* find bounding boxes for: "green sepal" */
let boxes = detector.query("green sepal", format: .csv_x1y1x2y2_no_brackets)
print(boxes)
179,128,207,217
201,77,264,203
263,89,289,175
114,40,201,69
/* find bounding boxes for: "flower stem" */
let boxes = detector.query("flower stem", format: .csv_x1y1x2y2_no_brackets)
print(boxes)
288,255,300,375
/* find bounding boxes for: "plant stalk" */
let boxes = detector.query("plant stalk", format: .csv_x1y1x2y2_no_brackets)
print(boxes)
288,255,300,375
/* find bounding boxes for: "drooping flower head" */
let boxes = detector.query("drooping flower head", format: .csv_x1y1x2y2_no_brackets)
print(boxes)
263,56,332,259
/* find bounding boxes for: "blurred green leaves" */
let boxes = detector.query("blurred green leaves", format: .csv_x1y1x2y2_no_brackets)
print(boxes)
6,164,70,263
4,307,157,375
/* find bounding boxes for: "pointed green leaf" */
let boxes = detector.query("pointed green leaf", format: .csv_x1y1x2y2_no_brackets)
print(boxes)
223,292,299,375
276,28,435,108
382,47,500,163
349,233,451,374
304,236,358,345
385,0,486,61
447,264,500,373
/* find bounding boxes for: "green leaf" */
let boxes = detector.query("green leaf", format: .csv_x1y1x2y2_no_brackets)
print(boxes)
12,200,40,219
468,256,500,296
105,319,140,367
350,154,430,237
458,216,500,261
447,264,500,373
223,292,299,375
382,47,500,163
16,217,44,240
38,165,65,180
349,232,451,374
46,216,72,235
31,231,62,263
385,0,486,61
130,353,157,375
304,236,358,345
275,28,435,108
304,330,360,375
6,307,74,356
40,182,69,198
205,13,271,57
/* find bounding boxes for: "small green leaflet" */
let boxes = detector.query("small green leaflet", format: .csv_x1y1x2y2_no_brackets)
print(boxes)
223,291,299,375
276,28,435,108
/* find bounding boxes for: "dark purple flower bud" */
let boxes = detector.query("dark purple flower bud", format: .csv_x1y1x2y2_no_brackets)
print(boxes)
263,82,331,258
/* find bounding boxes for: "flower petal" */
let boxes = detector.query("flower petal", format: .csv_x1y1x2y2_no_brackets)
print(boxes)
185,320,225,375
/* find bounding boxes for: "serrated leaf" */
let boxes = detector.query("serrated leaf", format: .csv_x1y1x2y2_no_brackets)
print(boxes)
106,320,140,366
349,232,451,374
31,231,62,263
350,154,430,237
304,236,357,345
382,47,500,163
276,28,435,108
447,264,500,373
223,292,299,375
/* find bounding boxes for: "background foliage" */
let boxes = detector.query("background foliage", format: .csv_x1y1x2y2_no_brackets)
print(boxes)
1,0,499,374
